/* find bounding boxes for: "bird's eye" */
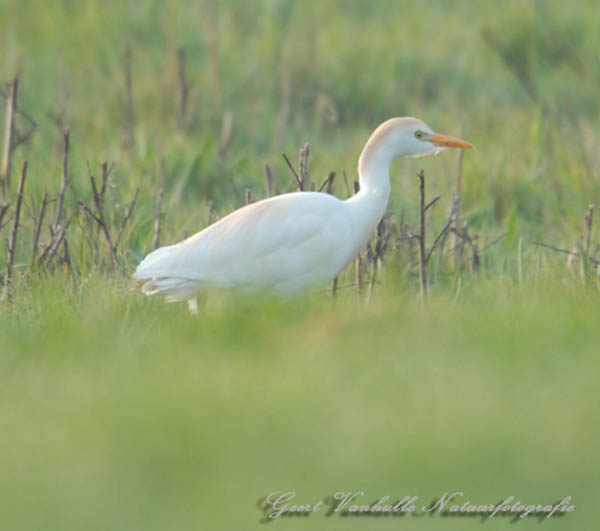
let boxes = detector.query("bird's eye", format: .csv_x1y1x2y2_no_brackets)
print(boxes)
415,131,425,139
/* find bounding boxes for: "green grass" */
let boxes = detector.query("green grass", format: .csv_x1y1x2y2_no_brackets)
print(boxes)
1,1,599,529
1,277,598,530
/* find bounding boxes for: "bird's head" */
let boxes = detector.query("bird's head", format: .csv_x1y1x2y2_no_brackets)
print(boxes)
405,118,474,157
359,117,474,175
390,117,474,158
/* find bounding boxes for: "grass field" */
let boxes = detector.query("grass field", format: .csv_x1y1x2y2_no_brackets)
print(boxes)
1,1,599,529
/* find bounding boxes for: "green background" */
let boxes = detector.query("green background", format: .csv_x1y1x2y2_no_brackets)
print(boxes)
1,1,599,529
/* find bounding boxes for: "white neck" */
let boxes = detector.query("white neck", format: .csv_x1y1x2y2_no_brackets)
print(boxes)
342,117,433,256
342,136,395,253
357,144,393,198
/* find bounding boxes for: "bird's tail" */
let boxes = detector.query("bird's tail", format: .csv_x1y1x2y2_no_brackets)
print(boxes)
134,244,203,302
139,276,203,302
133,244,179,279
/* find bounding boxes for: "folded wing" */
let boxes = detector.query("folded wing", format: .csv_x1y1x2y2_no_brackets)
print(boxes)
134,192,353,298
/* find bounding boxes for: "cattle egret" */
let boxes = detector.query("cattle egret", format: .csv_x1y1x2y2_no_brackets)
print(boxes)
134,117,473,308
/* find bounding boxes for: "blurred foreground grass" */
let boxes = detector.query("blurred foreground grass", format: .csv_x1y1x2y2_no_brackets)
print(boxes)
1,1,600,529
1,275,598,530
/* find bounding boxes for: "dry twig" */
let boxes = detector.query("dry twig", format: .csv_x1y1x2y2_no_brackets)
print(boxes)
282,152,302,191
264,164,273,197
450,226,481,271
366,215,391,304
53,128,70,231
0,201,10,230
532,204,599,272
416,170,428,298
530,240,578,257
317,171,336,194
31,190,48,264
1,77,18,198
2,161,27,300
299,143,309,188
39,218,71,266
78,162,119,268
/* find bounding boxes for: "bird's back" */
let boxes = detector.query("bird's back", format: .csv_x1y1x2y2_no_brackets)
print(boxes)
134,192,354,299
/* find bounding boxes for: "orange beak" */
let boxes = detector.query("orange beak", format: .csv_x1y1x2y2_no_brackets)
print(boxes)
427,133,474,150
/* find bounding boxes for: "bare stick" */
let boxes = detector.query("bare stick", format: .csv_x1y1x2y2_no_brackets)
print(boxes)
100,162,113,203
13,109,36,149
425,219,452,265
282,152,302,190
176,47,189,132
355,253,364,296
53,128,70,231
264,164,273,197
78,199,101,225
299,143,309,188
153,186,163,250
416,170,427,299
331,276,339,299
532,239,600,268
471,234,480,271
31,190,48,264
0,201,10,230
424,195,441,212
326,171,336,195
530,241,580,257
317,171,335,193
79,163,119,268
481,231,507,253
449,139,463,272
450,226,483,271
40,217,71,266
79,196,118,268
366,217,390,305
317,174,329,192
435,198,460,282
62,237,72,276
1,77,18,198
245,188,252,205
2,161,26,300
85,161,112,212
207,201,217,225
320,281,363,293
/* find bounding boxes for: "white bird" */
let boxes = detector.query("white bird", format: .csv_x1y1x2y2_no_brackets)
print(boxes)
134,117,473,309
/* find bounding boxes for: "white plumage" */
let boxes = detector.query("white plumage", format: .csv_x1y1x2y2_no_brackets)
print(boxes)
134,117,473,305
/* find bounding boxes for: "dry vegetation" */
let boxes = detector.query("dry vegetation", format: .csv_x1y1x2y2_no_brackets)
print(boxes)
0,3,599,530
0,62,598,303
